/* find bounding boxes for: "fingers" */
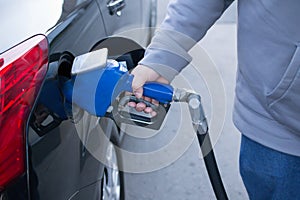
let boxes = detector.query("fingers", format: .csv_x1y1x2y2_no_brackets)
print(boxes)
151,99,159,106
144,96,151,102
136,102,147,112
127,98,157,117
129,65,169,116
127,101,136,108
145,107,157,117
127,96,156,112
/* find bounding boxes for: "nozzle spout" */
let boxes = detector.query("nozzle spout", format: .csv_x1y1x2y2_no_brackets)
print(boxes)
173,89,208,134
187,94,208,135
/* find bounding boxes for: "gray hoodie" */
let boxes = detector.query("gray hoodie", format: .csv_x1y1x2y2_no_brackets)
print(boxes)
139,0,300,156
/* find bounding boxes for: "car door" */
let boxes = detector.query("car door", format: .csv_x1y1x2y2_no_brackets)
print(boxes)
97,0,156,47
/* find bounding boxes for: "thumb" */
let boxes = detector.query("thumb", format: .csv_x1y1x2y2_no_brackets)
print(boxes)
133,87,143,99
131,65,160,98
132,75,146,99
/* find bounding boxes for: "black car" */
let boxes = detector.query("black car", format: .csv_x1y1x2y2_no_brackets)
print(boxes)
0,0,157,199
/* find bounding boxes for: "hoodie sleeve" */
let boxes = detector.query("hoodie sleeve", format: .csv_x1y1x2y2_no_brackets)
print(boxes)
139,0,234,81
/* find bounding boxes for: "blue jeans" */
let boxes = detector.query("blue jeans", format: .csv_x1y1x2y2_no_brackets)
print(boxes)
239,135,300,200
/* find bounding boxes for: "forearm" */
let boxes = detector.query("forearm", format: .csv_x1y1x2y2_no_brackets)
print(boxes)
139,0,234,81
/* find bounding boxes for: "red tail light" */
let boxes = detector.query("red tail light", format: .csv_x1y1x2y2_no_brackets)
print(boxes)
0,35,48,190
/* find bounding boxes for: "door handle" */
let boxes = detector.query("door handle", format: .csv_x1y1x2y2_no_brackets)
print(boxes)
107,0,126,17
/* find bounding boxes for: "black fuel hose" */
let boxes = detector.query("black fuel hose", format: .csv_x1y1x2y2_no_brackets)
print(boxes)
197,132,228,200
186,93,228,200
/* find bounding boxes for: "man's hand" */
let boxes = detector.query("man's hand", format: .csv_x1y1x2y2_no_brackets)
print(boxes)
129,65,169,114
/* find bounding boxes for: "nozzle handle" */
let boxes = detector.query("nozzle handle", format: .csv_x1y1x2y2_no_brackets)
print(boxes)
142,82,174,104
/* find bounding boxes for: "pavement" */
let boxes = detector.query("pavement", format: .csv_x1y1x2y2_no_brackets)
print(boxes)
121,2,249,200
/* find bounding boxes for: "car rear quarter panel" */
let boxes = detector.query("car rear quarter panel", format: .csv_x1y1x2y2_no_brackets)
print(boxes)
26,1,108,199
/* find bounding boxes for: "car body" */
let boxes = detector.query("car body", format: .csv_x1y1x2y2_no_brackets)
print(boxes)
0,0,157,199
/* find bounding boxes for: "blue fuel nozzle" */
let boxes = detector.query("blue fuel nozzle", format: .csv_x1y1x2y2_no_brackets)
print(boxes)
63,59,174,117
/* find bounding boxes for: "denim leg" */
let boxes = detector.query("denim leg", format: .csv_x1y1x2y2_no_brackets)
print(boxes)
239,135,300,200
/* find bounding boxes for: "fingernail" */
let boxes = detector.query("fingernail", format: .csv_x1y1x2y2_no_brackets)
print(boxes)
151,111,157,117
134,91,141,98
127,102,135,107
